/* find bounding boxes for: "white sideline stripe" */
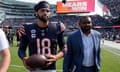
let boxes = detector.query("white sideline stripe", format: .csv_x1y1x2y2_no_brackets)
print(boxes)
10,65,24,68
104,48,120,56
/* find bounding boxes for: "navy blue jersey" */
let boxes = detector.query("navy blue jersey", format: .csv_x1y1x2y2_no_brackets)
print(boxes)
18,22,65,70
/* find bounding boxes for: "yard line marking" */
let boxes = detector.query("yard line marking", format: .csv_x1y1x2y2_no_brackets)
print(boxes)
103,48,120,56
10,65,24,68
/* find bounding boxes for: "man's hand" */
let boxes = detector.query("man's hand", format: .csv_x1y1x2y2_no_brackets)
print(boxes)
23,57,33,70
45,54,57,66
19,25,26,35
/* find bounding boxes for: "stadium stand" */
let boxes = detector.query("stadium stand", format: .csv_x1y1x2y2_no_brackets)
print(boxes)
0,0,56,28
0,0,120,40
99,0,120,17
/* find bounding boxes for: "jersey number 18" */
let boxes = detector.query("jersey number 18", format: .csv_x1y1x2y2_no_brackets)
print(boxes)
36,38,51,55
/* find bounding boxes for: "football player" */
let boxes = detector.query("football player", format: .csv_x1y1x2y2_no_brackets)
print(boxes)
18,1,66,72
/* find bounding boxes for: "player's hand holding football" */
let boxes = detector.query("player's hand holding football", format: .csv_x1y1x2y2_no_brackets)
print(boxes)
45,54,57,66
23,57,33,70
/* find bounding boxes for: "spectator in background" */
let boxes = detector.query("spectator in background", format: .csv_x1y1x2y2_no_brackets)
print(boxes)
0,28,11,72
16,29,21,46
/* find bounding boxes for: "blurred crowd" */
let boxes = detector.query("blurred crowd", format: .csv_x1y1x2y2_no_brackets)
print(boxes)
99,0,120,17
101,29,120,41
1,15,120,42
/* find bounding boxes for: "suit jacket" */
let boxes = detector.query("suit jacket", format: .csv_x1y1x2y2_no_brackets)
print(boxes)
63,29,101,72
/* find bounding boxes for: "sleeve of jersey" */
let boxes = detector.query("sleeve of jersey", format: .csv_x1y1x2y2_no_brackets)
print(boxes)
57,22,66,54
18,25,28,59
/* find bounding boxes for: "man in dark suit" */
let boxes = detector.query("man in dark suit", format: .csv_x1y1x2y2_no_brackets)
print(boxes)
63,16,101,72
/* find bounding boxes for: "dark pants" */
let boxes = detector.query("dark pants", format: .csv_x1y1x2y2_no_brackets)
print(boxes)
80,66,98,72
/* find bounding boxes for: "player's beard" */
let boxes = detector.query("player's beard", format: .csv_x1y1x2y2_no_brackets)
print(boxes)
81,26,92,33
37,15,49,23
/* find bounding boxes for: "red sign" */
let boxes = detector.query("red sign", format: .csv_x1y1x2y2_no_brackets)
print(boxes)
56,0,95,13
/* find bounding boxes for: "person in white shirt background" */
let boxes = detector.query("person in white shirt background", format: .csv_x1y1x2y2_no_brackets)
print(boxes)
0,28,11,72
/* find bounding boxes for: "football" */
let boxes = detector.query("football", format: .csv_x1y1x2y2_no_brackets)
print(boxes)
26,54,47,69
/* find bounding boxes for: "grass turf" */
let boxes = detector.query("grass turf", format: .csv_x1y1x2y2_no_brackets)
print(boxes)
8,38,120,72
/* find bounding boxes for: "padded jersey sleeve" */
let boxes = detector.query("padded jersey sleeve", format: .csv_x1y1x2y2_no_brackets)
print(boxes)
57,22,66,53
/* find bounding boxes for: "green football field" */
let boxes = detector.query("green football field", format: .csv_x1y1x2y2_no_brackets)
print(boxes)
8,38,120,72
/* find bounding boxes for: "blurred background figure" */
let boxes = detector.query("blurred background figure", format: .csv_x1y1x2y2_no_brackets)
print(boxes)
16,29,21,46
